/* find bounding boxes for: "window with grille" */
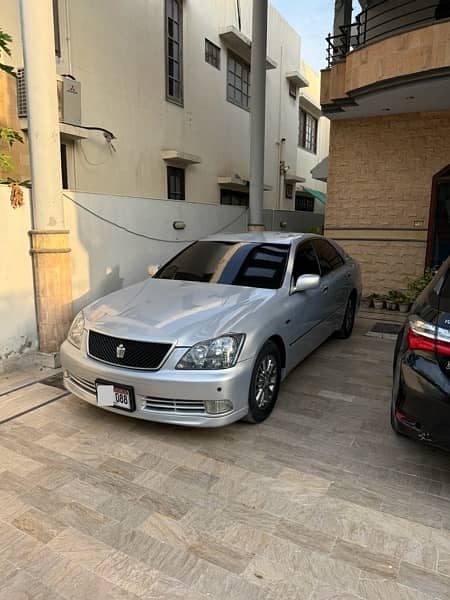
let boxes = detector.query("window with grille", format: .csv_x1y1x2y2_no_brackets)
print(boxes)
299,108,318,153
167,166,185,200
295,194,314,212
227,51,250,110
205,39,220,69
220,189,249,206
165,0,183,105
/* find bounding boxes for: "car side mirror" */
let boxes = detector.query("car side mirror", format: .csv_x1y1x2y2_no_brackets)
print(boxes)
147,264,160,277
293,274,320,293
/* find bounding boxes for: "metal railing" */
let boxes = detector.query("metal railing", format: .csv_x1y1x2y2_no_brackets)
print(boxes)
326,0,448,67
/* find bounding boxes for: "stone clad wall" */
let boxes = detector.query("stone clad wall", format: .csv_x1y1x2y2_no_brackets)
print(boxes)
325,110,450,293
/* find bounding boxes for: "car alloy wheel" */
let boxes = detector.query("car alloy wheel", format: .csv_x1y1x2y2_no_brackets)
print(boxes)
337,295,356,339
244,341,281,424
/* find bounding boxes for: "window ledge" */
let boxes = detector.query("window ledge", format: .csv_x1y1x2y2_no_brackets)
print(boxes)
286,71,309,89
19,119,89,140
161,150,202,166
219,26,277,70
218,175,272,192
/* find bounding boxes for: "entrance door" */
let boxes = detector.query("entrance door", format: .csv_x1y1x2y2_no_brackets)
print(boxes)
427,167,450,269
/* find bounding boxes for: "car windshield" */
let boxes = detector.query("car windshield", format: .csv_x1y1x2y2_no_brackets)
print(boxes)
155,241,290,290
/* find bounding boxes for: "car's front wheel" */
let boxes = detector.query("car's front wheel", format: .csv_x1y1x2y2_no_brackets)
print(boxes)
336,294,356,339
244,341,281,424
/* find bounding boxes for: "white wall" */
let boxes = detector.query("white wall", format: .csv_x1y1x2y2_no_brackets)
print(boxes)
64,192,248,312
0,187,38,364
4,0,303,210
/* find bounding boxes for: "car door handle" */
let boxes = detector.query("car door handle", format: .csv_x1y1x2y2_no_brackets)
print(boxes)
321,285,329,293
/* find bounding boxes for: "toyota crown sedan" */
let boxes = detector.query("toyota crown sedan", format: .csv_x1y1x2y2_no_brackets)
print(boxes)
61,232,362,427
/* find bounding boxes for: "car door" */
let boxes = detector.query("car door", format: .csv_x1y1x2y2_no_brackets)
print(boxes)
284,240,326,368
312,239,348,333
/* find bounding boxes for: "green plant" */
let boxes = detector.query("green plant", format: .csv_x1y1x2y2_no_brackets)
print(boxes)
407,269,434,300
396,292,410,305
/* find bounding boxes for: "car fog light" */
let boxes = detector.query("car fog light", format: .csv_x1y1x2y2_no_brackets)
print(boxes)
205,399,233,415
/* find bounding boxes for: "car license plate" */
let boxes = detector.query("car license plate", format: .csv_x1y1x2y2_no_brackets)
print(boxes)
95,381,135,412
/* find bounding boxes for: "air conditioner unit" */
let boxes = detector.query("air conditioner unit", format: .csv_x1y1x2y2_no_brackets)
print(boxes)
16,69,82,126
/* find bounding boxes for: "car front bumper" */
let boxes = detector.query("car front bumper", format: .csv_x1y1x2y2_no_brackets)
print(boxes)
60,339,253,428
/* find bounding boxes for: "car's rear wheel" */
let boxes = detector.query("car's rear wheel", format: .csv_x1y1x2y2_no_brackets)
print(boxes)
336,294,356,339
244,341,281,424
391,359,402,434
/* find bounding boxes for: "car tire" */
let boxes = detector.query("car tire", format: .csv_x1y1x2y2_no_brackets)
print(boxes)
390,359,402,435
336,294,356,339
243,341,281,424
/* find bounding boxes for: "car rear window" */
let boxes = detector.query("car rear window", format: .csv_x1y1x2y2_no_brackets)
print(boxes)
439,269,450,313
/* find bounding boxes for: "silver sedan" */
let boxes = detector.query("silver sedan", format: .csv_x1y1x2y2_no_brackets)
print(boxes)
61,232,362,427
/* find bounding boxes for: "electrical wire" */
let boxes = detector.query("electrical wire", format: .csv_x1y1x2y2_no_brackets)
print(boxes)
62,193,248,243
78,142,109,167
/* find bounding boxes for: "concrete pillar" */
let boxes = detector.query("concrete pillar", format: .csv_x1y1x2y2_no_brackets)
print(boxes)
248,0,268,231
19,0,73,354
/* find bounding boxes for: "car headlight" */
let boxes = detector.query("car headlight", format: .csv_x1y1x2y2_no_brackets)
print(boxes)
176,334,245,370
67,311,85,349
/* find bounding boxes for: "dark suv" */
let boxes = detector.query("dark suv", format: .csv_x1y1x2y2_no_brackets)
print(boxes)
392,258,450,449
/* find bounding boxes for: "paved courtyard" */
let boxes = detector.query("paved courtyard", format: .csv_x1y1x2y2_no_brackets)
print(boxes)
0,319,450,599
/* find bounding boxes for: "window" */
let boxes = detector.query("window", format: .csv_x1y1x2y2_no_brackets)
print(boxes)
227,51,250,110
53,0,61,57
292,242,321,282
60,144,68,189
285,183,294,199
299,108,318,153
205,39,220,69
295,194,314,212
289,81,297,99
220,189,249,206
155,241,290,289
165,0,183,105
167,166,185,200
313,239,344,275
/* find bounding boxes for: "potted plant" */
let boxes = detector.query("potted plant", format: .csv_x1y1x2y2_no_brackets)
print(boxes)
397,292,412,313
362,294,375,308
373,294,385,310
385,290,399,311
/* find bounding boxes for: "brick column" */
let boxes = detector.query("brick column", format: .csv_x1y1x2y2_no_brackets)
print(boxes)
30,230,73,353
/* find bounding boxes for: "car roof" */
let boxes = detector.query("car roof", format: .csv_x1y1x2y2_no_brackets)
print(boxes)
202,232,311,245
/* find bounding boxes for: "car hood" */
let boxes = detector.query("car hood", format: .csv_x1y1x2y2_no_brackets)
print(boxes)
83,278,274,345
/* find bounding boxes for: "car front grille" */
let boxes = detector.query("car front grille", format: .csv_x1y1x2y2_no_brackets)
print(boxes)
143,397,206,415
88,331,172,370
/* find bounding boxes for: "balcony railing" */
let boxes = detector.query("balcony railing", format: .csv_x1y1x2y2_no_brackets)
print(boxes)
326,0,448,67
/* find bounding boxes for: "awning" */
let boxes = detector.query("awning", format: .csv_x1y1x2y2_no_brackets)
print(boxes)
286,71,309,90
218,175,272,192
161,150,201,166
302,186,327,205
311,157,328,182
219,26,277,70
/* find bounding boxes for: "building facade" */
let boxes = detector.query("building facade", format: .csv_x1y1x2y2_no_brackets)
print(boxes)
322,0,450,293
1,0,328,212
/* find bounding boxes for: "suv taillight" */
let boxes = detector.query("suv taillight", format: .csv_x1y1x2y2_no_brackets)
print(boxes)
408,317,450,356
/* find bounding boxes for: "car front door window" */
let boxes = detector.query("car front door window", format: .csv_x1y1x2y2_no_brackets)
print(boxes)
292,241,321,285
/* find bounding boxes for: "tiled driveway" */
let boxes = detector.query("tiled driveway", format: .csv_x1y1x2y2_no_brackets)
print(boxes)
1,319,450,599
